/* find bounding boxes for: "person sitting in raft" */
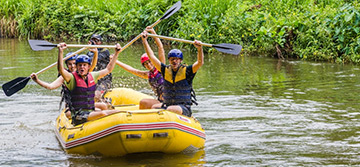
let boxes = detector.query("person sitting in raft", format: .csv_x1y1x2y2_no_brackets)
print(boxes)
57,43,122,125
115,27,165,109
30,49,99,118
87,34,113,103
140,31,204,117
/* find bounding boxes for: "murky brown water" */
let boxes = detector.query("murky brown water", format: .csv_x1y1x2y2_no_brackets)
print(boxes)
1,38,360,166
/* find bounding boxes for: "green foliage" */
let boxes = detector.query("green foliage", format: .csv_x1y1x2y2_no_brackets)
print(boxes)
1,0,360,63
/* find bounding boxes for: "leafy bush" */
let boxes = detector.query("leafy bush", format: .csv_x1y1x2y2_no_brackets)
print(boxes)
1,0,360,63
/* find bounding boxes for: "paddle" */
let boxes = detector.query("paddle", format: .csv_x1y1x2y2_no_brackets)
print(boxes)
2,47,88,96
117,1,181,52
146,34,242,55
3,1,181,96
28,40,119,51
29,1,181,51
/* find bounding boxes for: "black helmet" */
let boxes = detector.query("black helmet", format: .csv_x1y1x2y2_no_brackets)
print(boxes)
91,34,102,41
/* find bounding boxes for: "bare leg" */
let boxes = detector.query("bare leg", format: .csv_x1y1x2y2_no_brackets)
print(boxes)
87,109,121,121
95,102,108,110
151,103,163,109
94,90,102,102
140,99,160,109
87,111,107,121
65,111,71,119
164,105,183,115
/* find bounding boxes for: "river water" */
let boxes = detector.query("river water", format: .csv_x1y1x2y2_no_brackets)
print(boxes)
1,38,360,166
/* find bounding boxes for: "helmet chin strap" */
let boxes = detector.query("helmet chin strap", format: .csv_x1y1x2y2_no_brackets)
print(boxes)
77,70,89,80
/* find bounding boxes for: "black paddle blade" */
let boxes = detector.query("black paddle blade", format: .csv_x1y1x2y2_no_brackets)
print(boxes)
28,40,57,51
160,1,181,20
2,77,30,96
213,43,242,55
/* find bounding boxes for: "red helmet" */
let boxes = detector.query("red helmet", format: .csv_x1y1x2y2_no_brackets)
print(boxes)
140,54,149,64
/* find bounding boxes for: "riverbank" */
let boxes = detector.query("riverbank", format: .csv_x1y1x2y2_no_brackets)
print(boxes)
1,0,360,63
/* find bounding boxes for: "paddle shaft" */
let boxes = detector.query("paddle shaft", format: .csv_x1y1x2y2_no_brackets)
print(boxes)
34,0,179,75
35,17,165,75
119,1,181,51
66,44,117,48
146,34,213,47
50,17,162,52
35,47,88,75
119,19,162,53
3,1,181,97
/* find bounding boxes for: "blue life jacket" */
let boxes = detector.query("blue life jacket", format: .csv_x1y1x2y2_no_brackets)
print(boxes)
70,72,96,111
162,65,193,106
148,68,164,100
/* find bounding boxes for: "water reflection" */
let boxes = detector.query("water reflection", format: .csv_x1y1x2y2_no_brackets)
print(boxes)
66,150,205,167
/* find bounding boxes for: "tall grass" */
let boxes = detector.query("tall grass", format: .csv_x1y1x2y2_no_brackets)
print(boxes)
1,0,360,63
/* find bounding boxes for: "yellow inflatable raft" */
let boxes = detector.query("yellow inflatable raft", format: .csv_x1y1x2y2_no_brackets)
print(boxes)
55,88,206,156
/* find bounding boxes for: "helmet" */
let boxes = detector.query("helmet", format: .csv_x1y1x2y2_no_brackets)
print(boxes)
140,54,150,64
65,52,78,63
76,55,91,65
167,49,183,60
91,34,102,41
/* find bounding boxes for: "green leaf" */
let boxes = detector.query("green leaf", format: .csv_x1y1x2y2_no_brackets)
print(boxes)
257,26,267,35
335,28,341,35
354,27,360,34
345,12,355,22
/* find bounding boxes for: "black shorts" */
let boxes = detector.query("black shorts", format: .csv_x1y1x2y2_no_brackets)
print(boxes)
162,104,192,117
72,110,91,125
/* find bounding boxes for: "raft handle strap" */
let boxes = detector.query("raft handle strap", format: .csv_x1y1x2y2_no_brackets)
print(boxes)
153,132,168,138
126,134,142,139
126,110,165,116
64,124,84,130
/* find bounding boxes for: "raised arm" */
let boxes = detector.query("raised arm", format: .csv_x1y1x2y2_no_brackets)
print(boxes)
98,44,122,79
145,27,165,63
31,73,64,90
192,40,204,73
116,60,148,79
141,31,162,72
57,43,72,83
89,48,98,72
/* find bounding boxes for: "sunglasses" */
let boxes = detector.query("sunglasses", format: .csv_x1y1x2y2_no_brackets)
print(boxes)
91,38,100,42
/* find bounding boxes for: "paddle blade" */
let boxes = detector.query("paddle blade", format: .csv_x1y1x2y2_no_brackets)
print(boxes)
2,77,30,96
28,40,57,51
160,1,181,20
213,43,242,55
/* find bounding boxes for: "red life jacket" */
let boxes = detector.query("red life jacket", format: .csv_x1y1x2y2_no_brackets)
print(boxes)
69,72,96,111
148,68,164,100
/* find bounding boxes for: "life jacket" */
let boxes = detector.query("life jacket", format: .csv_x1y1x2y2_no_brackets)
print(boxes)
69,72,96,111
148,68,164,100
88,48,112,89
162,65,196,106
59,69,72,110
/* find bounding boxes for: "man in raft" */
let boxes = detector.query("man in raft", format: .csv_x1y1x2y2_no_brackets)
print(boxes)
87,34,113,104
116,27,165,109
30,50,99,113
141,31,204,117
57,43,122,125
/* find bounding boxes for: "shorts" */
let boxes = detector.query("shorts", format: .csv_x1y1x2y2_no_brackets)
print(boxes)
72,110,91,125
162,104,192,117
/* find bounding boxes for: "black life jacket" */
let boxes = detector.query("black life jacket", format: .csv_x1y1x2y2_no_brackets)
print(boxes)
162,65,197,106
